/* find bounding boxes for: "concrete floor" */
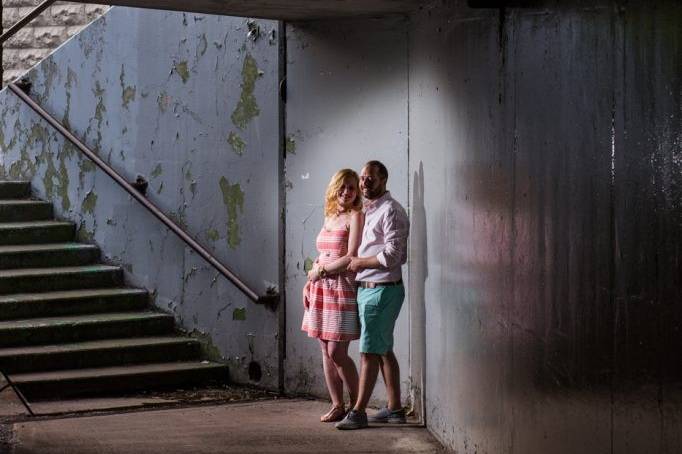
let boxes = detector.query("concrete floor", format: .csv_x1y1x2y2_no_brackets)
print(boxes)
6,399,446,453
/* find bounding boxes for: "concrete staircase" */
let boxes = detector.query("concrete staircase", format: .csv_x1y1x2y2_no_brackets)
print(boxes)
0,181,228,401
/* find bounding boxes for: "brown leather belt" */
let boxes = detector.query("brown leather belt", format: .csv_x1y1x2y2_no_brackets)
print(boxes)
358,279,403,289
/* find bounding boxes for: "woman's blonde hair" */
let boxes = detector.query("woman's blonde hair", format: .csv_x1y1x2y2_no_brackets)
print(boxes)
324,169,362,217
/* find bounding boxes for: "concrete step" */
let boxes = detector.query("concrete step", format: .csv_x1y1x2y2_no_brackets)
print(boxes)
0,288,149,320
0,221,75,245
0,265,123,294
0,181,31,199
11,361,229,400
0,336,201,374
0,243,100,269
0,311,175,347
0,200,53,222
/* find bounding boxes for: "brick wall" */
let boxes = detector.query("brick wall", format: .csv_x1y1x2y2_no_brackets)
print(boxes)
2,1,108,84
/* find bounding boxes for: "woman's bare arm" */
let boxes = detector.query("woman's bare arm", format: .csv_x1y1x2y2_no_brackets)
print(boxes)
311,211,364,277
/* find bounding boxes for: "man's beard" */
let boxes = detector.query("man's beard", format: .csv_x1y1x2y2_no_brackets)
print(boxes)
363,186,383,200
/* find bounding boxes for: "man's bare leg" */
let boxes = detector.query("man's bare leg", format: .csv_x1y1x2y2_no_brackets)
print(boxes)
380,350,401,410
353,353,381,411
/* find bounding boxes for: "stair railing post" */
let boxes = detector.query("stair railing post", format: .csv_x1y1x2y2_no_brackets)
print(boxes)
0,371,35,417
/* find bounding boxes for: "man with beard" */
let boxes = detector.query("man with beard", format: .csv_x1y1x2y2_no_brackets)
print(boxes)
336,160,410,430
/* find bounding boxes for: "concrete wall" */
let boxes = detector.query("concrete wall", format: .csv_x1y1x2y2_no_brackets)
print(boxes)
283,18,411,404
0,7,282,387
2,1,109,84
409,1,682,452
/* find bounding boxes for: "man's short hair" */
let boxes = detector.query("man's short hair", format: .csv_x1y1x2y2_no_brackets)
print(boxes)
365,160,388,180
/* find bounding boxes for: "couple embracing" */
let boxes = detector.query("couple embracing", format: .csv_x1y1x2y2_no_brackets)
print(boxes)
301,160,409,430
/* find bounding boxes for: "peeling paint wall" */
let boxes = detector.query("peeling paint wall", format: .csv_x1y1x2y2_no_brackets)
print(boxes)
410,1,682,452
284,18,410,403
0,7,281,387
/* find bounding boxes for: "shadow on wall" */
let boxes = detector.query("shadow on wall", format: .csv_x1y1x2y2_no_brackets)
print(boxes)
409,161,428,422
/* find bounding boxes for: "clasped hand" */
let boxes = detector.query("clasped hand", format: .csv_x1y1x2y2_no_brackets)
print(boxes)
308,264,322,282
347,257,364,273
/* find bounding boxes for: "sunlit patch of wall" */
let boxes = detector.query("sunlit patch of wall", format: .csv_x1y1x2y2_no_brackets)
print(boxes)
283,17,410,403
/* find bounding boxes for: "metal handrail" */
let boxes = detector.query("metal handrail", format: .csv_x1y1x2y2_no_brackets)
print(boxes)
8,83,279,308
0,0,56,45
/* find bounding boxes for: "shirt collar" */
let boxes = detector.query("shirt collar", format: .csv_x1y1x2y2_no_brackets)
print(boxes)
364,191,392,212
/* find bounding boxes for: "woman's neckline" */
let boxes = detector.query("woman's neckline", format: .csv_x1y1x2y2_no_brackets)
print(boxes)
323,216,350,232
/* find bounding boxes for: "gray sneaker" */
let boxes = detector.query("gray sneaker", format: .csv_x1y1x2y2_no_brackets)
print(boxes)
368,407,406,424
335,410,368,430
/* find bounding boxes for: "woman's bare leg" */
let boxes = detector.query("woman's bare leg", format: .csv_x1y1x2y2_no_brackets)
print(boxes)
327,341,359,407
319,339,344,408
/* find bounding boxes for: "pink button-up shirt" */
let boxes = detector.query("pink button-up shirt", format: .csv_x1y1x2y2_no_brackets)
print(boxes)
356,191,409,283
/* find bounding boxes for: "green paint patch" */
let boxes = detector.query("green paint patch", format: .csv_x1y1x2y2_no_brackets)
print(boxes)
206,228,220,242
285,136,296,154
78,159,96,188
58,157,71,212
42,157,59,204
219,176,244,250
63,68,78,130
119,64,136,109
189,330,224,361
76,221,94,242
7,120,38,179
174,61,190,83
62,141,77,159
122,86,136,108
81,191,98,215
230,54,261,130
304,257,314,273
227,132,246,156
93,82,106,123
232,307,246,321
150,163,163,178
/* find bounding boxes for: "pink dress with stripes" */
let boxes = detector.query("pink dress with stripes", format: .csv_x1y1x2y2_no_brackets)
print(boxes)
301,226,360,341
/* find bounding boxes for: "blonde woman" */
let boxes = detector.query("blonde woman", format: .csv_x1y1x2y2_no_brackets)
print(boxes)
302,169,364,422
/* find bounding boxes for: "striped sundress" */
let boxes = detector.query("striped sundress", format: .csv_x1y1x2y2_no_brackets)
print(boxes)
301,226,360,341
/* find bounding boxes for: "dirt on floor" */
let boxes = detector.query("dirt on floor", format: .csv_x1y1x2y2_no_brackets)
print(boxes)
0,383,281,452
9,399,445,454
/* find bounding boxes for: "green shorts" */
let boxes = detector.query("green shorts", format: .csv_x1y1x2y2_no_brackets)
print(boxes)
357,285,405,354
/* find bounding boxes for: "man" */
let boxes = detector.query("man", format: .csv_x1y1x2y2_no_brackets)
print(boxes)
336,160,410,430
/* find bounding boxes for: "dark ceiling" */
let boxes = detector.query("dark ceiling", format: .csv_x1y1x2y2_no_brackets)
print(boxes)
72,0,428,20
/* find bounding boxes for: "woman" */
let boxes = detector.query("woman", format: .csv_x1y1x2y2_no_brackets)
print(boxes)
302,169,364,422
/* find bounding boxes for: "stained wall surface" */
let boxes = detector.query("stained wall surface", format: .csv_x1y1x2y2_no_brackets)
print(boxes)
0,7,281,387
283,18,411,403
409,1,682,452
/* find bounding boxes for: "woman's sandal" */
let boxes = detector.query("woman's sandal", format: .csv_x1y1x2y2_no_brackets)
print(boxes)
320,405,346,423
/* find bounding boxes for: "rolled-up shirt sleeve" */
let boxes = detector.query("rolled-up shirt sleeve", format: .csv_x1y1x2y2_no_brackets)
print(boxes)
376,206,409,269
